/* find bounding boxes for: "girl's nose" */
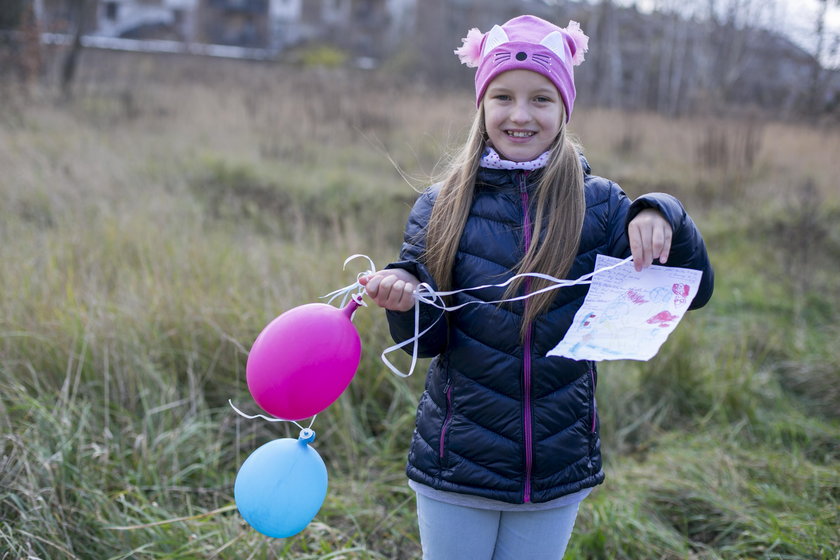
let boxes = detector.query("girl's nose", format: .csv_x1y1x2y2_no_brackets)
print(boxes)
510,102,531,123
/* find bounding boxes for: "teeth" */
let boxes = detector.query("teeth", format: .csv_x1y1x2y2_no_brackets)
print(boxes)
507,131,534,137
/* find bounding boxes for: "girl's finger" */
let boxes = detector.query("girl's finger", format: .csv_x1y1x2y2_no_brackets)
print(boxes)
659,227,672,263
365,275,382,298
388,280,406,306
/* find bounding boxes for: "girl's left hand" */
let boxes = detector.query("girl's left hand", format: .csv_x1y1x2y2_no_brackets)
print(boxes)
359,269,419,312
627,208,672,271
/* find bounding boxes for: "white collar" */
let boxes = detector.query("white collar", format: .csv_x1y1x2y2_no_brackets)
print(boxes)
479,147,549,170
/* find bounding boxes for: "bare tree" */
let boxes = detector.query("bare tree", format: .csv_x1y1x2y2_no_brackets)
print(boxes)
0,0,42,92
805,0,840,116
19,1,42,87
586,0,623,108
649,0,699,115
61,0,89,98
604,0,624,108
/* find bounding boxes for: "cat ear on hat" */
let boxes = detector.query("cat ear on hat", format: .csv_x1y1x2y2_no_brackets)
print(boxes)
455,20,589,68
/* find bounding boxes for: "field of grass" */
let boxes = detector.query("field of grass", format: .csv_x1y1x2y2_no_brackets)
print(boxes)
1,50,838,559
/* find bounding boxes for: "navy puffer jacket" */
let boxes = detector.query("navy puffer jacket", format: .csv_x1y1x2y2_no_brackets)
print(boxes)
385,160,714,504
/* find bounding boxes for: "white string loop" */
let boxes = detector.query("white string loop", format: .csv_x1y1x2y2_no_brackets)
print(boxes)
379,256,634,378
228,399,317,431
232,255,634,419
322,254,376,308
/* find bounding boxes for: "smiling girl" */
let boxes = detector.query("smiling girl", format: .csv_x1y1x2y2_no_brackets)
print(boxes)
360,15,714,559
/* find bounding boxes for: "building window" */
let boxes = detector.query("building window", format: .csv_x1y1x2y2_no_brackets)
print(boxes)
105,1,119,21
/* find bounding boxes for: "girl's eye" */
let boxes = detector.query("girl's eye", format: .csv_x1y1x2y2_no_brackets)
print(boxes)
534,96,552,103
494,94,511,101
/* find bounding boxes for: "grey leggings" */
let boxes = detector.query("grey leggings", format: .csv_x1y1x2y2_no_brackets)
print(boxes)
416,493,581,560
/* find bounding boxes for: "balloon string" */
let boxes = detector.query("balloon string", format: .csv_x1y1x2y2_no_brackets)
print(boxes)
233,256,376,427
322,254,376,308
229,400,316,430
379,256,634,378
233,255,635,417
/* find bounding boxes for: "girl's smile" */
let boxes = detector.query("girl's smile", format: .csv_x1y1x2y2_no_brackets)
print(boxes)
482,69,563,162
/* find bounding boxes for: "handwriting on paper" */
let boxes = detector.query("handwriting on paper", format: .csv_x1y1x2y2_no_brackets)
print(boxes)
547,255,704,361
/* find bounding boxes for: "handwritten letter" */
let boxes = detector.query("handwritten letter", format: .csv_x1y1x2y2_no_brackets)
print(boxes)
547,255,703,361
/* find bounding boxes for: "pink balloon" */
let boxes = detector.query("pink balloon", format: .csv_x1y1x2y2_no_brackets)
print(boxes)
246,300,361,420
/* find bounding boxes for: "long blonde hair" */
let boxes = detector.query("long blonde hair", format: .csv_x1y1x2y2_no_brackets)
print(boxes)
424,103,586,337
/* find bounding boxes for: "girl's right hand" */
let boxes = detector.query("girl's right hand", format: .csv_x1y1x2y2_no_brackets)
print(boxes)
359,269,420,312
627,208,672,271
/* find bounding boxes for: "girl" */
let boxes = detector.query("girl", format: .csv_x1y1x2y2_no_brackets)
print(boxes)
360,15,714,560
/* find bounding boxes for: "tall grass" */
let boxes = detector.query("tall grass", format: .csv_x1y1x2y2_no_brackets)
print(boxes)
1,50,838,559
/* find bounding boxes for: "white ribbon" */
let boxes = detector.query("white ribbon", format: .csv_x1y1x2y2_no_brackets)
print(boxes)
321,254,376,308
228,399,317,430
231,254,635,424
378,255,634,378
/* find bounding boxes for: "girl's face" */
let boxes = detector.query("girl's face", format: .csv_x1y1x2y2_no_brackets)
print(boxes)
482,70,563,162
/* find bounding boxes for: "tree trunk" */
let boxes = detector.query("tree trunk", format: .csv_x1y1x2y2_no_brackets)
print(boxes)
805,0,833,116
61,0,87,99
656,15,674,114
20,2,42,88
667,18,689,116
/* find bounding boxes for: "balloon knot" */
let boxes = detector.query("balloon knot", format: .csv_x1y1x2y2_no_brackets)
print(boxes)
298,428,316,444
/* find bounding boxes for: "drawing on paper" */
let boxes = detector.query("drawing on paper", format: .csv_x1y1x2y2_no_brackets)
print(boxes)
547,255,704,361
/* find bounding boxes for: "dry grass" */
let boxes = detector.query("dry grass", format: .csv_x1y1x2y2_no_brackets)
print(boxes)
1,49,838,559
572,108,840,209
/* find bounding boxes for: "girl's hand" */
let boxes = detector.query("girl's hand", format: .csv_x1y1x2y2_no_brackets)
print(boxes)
627,208,672,271
359,269,420,312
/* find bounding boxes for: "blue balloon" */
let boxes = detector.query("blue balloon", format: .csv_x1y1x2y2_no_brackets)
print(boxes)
234,429,328,538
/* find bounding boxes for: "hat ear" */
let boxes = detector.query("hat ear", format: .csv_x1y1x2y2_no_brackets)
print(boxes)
562,21,589,66
482,24,510,57
539,31,569,62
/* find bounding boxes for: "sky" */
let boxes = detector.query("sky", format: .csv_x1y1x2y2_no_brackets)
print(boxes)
774,0,840,66
603,0,840,67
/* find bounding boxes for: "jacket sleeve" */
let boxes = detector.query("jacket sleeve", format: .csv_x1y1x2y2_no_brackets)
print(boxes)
627,192,715,309
383,186,449,357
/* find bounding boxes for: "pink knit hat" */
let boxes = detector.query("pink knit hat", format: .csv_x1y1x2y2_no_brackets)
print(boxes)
454,15,589,121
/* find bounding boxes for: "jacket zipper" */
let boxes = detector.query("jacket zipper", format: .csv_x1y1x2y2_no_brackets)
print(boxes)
439,380,453,459
519,172,534,503
589,363,597,433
